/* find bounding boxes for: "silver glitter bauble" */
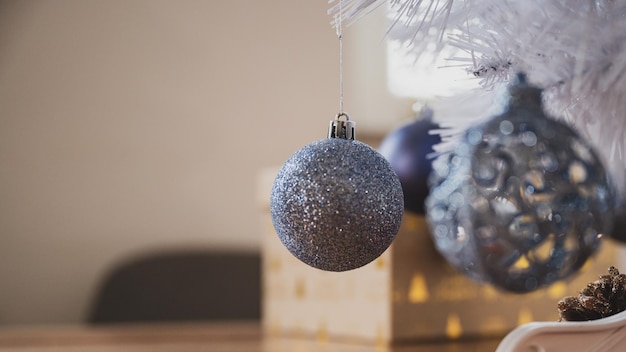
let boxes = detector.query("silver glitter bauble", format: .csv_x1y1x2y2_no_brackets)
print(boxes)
426,75,615,293
270,115,404,272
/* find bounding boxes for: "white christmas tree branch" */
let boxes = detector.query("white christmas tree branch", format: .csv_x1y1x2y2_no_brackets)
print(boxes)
330,0,626,196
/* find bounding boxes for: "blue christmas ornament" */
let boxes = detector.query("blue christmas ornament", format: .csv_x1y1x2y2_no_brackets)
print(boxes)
271,114,404,272
426,75,615,293
379,107,441,214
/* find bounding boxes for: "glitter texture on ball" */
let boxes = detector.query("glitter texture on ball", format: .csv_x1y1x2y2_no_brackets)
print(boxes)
426,75,615,293
270,138,404,272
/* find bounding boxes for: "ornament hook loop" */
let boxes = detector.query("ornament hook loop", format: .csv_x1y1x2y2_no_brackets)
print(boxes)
336,112,350,121
329,112,356,140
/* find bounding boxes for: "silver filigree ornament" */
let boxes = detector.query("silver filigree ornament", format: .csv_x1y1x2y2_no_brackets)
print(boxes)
426,75,616,293
270,114,404,272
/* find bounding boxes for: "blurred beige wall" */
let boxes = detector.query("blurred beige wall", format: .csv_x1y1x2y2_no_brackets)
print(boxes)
0,1,410,325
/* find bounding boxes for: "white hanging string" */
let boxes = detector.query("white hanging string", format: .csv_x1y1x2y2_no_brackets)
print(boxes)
335,0,345,117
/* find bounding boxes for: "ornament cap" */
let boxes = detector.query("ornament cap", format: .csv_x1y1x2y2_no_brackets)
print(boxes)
508,72,543,111
328,112,356,140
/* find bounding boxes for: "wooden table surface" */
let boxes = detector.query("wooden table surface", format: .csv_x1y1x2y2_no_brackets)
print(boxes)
0,321,502,351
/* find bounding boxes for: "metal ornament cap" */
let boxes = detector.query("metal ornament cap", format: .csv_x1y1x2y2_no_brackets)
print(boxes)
270,136,404,272
328,112,356,140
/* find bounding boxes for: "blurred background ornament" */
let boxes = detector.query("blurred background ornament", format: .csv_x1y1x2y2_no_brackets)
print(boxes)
425,74,616,293
270,114,404,271
379,105,441,214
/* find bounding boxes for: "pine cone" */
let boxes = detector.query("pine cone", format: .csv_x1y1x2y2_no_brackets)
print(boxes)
557,266,626,321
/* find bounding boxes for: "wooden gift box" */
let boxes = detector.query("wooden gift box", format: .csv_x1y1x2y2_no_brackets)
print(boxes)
258,167,618,344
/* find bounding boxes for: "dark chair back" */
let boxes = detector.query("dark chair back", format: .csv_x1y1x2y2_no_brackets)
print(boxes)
88,251,261,323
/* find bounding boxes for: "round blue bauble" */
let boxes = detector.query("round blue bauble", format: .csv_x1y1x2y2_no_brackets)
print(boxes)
426,75,615,293
270,138,404,272
379,112,441,214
